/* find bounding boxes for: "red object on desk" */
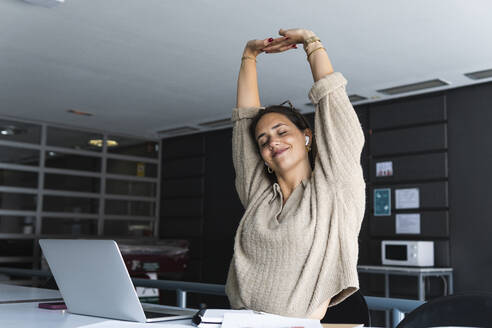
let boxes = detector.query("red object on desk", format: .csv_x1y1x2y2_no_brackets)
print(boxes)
120,240,189,275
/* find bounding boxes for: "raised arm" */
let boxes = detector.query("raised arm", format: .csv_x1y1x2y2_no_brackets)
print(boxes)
301,30,334,82
232,37,289,208
236,40,263,108
262,28,364,184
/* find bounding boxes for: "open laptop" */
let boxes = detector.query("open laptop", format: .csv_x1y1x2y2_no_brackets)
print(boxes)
39,239,196,322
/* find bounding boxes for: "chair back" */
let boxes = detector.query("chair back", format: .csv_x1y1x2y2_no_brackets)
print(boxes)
321,290,371,326
396,292,492,328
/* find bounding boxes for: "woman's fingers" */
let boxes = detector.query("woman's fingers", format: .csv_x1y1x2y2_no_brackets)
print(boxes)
278,28,288,36
262,40,295,52
278,28,306,44
262,37,293,50
263,36,289,48
264,44,297,53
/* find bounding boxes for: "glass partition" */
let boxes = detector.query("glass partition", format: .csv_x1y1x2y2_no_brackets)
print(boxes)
0,119,41,144
47,127,103,152
0,117,160,267
0,169,38,188
107,136,158,158
107,159,157,177
0,145,39,166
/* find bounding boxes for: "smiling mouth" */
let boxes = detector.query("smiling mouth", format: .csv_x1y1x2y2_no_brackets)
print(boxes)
273,148,288,158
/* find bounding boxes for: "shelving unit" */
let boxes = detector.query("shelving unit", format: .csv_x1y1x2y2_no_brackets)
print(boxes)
0,116,161,270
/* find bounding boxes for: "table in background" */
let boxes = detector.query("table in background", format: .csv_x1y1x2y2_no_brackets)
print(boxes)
358,265,453,301
0,283,61,304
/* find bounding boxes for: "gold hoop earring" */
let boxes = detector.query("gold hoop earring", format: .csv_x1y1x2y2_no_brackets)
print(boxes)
267,166,273,174
306,146,311,152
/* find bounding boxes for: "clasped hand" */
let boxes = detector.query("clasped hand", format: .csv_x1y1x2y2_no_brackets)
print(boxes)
244,28,316,57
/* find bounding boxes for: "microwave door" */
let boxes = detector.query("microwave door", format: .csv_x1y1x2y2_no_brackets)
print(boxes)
384,244,409,265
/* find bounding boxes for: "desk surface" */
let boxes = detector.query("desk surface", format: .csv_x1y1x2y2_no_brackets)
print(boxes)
0,301,194,328
0,283,62,304
0,302,370,328
0,285,370,328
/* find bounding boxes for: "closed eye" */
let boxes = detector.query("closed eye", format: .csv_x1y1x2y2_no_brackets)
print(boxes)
259,130,287,147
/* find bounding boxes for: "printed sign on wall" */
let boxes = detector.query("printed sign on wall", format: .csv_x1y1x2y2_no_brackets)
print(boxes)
374,188,391,216
396,213,421,234
395,188,420,209
376,161,393,177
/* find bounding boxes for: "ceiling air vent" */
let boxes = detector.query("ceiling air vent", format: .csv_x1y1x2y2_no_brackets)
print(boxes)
377,79,449,95
23,0,65,7
305,94,367,106
157,126,199,137
348,94,367,102
67,109,93,117
464,68,492,80
198,118,232,128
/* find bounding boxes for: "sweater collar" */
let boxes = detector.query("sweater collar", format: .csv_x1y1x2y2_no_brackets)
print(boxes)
269,178,309,204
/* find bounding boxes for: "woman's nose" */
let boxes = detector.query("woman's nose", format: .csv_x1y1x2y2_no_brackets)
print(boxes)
268,138,279,148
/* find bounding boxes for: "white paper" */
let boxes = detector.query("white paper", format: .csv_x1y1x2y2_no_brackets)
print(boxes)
221,312,322,328
395,188,420,209
376,161,393,177
396,213,421,234
201,309,254,323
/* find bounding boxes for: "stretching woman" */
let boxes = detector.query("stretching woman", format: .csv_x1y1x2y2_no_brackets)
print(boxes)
225,28,366,319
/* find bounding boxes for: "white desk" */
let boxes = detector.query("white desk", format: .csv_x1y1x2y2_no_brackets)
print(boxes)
0,283,62,304
0,302,194,328
0,285,369,328
0,302,368,328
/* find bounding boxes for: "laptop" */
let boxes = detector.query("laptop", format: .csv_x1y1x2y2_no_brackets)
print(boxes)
39,239,196,322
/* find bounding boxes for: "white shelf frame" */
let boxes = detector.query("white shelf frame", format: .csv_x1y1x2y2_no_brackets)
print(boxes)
0,117,162,268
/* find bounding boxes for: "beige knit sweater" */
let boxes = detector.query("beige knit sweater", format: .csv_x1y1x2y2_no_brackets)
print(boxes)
225,72,366,318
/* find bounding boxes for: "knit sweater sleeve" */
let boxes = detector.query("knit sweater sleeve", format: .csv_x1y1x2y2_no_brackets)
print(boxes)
231,106,271,208
309,72,366,231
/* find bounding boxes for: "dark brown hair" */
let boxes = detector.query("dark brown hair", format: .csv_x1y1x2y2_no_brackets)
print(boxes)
249,101,317,182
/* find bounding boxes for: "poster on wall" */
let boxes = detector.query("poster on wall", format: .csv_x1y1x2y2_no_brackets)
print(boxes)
395,188,420,209
396,213,421,234
374,188,391,216
376,161,393,177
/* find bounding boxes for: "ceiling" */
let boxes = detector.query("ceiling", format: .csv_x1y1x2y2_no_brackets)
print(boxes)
1,0,491,139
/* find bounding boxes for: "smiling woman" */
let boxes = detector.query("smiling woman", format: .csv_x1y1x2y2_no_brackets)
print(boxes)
249,103,316,185
225,28,366,320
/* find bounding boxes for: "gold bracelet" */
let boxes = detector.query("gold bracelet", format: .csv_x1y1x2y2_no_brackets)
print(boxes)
303,36,320,49
241,56,257,63
307,47,325,60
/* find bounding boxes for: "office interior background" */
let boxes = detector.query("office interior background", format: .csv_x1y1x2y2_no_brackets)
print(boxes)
1,0,492,326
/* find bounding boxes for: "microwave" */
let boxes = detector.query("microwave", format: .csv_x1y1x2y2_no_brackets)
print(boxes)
381,240,434,267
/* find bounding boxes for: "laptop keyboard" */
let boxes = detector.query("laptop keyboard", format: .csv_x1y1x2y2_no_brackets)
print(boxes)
144,311,176,319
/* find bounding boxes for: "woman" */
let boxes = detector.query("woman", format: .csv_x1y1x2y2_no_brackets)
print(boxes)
225,28,366,320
